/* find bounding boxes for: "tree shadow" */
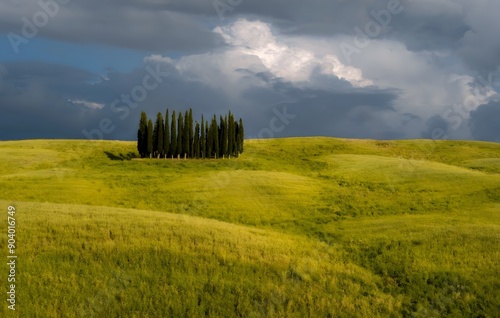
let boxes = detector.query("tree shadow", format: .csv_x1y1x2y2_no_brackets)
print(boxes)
104,151,138,161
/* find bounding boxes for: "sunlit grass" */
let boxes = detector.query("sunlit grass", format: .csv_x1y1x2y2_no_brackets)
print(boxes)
0,137,499,317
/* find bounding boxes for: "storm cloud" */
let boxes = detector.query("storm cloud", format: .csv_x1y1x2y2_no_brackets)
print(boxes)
0,0,499,141
469,101,500,142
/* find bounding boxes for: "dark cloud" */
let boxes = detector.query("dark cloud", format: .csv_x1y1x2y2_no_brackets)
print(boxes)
0,59,404,141
233,70,402,139
421,115,450,139
469,101,500,142
459,34,500,75
283,88,401,139
2,0,499,74
0,62,102,140
391,13,470,52
1,1,499,141
0,1,220,53
226,0,500,75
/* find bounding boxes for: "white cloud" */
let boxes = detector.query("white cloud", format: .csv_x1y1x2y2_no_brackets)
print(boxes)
283,31,499,139
144,55,174,65
146,19,372,94
343,38,498,126
213,19,372,87
143,19,498,140
68,99,104,110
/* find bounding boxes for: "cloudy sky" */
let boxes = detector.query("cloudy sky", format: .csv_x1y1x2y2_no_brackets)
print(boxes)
1,0,499,141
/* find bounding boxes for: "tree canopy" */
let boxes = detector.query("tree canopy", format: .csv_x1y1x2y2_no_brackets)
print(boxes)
137,109,244,159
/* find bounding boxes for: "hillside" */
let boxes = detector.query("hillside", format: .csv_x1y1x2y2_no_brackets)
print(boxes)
1,138,499,317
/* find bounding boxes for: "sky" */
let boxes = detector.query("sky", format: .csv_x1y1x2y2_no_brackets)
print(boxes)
0,0,499,141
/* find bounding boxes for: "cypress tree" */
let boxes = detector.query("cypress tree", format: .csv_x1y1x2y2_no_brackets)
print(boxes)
152,113,159,157
147,119,153,158
218,115,223,158
183,110,189,159
139,109,243,160
232,119,238,156
164,109,170,158
200,115,205,159
227,111,234,157
137,111,148,158
137,113,142,157
194,122,200,159
238,118,244,154
234,122,240,158
188,109,194,158
153,112,164,159
218,115,224,158
170,111,177,159
205,120,209,158
223,115,228,158
206,119,212,158
177,112,183,158
212,115,219,159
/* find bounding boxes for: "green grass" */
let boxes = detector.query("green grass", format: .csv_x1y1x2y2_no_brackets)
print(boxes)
0,137,499,317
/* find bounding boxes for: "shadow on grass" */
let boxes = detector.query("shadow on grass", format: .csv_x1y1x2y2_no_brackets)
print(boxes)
104,151,138,161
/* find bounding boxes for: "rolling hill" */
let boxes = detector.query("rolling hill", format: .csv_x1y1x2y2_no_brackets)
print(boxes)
1,138,499,317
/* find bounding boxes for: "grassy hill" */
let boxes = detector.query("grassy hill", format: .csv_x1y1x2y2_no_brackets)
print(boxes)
1,138,499,317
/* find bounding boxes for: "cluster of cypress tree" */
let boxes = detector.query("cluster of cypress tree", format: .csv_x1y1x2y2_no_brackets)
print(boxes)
137,108,244,159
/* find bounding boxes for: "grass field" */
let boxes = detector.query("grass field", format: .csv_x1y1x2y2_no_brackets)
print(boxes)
0,138,499,317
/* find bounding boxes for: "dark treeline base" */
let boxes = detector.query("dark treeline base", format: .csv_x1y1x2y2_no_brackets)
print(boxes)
137,108,244,159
